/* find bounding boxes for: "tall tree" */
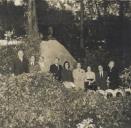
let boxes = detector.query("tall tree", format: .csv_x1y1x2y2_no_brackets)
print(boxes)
27,0,39,41
80,0,84,49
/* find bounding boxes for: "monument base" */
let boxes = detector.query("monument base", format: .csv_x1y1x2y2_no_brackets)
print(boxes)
39,40,76,72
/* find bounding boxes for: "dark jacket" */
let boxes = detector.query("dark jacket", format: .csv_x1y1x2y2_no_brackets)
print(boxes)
50,64,62,81
61,69,73,82
13,57,29,75
107,67,119,89
96,71,107,90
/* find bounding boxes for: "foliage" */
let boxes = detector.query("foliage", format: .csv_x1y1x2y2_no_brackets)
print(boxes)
0,73,130,128
0,45,17,74
120,66,131,87
76,118,96,128
82,47,109,69
34,0,131,67
0,1,25,38
1,0,131,66
46,0,120,20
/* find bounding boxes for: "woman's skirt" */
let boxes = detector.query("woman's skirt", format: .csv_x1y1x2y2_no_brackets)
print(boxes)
84,81,97,91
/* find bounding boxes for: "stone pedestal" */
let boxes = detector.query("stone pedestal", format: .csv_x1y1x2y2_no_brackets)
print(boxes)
39,40,76,72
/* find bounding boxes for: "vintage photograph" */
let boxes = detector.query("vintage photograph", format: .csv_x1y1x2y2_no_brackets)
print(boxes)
0,0,131,127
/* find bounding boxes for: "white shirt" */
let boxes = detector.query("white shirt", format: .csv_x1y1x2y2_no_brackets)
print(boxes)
55,64,59,69
30,62,35,66
99,71,103,78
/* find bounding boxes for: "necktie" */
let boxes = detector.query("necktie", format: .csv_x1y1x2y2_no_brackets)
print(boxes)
100,72,103,78
57,65,59,70
100,72,101,78
55,64,59,70
101,72,103,78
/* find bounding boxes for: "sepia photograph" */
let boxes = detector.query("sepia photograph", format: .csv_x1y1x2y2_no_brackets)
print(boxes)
0,0,131,127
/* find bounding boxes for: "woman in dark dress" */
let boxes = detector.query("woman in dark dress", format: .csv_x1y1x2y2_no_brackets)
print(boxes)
61,61,75,88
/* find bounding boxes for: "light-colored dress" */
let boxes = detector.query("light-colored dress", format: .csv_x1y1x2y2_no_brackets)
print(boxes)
85,71,96,85
85,71,96,90
73,68,86,90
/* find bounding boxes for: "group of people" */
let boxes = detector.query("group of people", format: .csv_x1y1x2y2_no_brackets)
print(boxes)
49,58,119,91
12,50,39,76
12,50,119,91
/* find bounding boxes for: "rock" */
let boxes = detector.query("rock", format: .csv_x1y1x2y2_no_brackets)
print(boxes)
39,40,76,72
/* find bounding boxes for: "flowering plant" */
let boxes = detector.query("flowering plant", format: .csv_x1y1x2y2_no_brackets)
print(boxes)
76,118,96,128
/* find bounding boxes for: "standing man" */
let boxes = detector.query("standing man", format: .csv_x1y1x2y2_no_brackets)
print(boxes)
96,65,107,90
12,50,29,75
107,61,119,89
50,57,62,81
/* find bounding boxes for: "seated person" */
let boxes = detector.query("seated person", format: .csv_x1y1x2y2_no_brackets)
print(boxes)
85,66,96,91
29,55,40,73
61,61,75,88
50,57,62,81
96,65,108,90
12,50,29,76
38,56,47,73
73,62,86,90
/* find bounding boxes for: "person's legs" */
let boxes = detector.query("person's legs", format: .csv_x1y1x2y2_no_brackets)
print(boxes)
93,83,97,91
109,82,117,90
84,82,88,91
87,83,97,91
90,84,95,91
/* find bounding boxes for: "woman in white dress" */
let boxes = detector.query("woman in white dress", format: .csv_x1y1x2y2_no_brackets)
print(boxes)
85,66,96,91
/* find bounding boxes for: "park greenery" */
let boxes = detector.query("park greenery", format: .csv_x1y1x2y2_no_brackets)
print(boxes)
0,1,131,128
0,0,131,66
0,72,130,128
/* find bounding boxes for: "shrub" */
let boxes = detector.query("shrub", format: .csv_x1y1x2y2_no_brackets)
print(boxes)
120,66,131,88
0,73,131,128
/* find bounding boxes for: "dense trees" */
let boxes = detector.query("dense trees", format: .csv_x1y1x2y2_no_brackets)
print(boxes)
35,0,131,65
0,0,131,66
0,0,25,38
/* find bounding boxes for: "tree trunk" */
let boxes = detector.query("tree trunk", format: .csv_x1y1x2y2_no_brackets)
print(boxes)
80,0,84,49
27,0,39,41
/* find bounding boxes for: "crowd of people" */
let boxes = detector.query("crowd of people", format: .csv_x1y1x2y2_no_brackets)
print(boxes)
12,50,120,91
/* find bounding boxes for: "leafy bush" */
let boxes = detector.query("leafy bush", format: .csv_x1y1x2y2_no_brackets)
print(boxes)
0,73,130,128
120,66,131,88
0,45,17,74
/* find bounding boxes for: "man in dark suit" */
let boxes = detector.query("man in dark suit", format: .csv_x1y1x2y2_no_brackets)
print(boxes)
50,57,62,81
96,65,107,90
12,50,29,75
107,61,119,89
